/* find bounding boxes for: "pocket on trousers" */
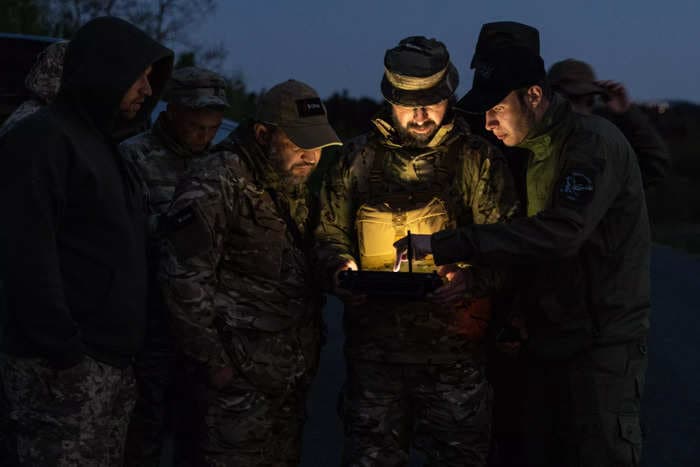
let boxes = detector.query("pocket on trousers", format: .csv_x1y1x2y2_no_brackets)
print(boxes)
617,414,642,465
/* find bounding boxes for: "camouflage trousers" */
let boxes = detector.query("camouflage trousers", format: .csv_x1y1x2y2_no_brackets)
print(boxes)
0,354,136,467
185,321,321,466
342,359,493,467
490,338,647,467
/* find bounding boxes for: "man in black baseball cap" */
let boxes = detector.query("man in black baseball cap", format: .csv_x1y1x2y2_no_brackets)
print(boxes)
159,79,340,465
395,22,651,467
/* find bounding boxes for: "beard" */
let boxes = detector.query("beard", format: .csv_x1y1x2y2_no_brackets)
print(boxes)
267,144,314,186
391,113,439,148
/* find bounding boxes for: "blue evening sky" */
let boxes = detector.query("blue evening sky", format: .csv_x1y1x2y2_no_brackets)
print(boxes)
195,0,700,103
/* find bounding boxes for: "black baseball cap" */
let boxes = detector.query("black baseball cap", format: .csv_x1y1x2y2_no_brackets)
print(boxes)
255,79,341,150
470,21,541,68
459,46,546,114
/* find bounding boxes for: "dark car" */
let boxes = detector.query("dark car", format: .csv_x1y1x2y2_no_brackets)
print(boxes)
0,32,236,141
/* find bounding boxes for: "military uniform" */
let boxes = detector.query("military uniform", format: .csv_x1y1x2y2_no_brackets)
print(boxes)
159,128,321,465
318,103,518,466
0,40,67,138
438,45,651,465
160,79,341,466
119,67,229,466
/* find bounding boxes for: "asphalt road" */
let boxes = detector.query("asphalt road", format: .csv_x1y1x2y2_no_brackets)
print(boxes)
300,245,700,466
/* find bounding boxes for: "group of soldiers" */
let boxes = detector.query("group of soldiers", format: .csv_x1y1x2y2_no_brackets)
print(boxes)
0,15,668,467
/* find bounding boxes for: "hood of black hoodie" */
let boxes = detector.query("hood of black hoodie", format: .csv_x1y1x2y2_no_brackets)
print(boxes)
57,16,173,140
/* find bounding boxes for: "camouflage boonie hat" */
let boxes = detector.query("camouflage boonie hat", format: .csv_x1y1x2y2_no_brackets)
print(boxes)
26,40,69,103
255,79,341,150
548,59,606,96
381,36,459,107
163,66,229,109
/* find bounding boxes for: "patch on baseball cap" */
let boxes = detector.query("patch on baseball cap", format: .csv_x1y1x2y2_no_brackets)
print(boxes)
255,79,342,150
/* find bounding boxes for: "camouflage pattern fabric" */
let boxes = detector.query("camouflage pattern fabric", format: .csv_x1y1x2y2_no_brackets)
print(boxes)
163,66,229,109
160,126,322,463
342,360,493,467
25,41,68,103
120,112,215,218
0,41,68,139
184,321,320,466
0,354,135,467
119,111,218,466
317,113,519,364
316,111,517,466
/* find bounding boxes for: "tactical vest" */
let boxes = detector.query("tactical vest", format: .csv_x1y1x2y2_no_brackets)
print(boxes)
355,141,459,273
346,134,493,361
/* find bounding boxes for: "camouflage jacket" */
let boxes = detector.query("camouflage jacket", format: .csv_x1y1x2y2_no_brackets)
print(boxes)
160,126,319,370
316,112,518,363
119,112,214,220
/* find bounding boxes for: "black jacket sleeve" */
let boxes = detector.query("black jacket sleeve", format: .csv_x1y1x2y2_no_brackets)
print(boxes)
0,119,85,367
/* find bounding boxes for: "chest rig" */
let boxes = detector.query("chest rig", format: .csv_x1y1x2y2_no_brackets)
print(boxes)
355,137,464,272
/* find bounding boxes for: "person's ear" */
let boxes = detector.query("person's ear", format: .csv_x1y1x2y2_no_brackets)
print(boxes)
528,85,543,109
254,123,271,146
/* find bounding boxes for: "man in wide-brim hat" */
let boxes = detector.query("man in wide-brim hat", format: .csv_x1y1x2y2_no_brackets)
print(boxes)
316,35,518,466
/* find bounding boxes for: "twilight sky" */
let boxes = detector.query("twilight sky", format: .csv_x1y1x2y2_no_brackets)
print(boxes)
194,0,700,103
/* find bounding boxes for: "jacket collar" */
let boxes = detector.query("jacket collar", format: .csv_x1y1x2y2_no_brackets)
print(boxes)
517,93,570,162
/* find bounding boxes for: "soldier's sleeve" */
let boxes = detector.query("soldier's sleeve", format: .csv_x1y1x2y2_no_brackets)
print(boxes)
314,149,358,290
458,139,520,297
433,129,629,266
603,105,671,190
463,138,520,225
159,169,233,370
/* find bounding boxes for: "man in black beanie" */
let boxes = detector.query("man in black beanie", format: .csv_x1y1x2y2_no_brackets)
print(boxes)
396,22,650,467
0,17,172,466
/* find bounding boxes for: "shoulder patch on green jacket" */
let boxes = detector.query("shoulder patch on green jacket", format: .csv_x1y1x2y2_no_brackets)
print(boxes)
557,167,596,208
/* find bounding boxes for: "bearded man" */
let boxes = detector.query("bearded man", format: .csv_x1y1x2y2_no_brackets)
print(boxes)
160,79,341,466
315,36,518,466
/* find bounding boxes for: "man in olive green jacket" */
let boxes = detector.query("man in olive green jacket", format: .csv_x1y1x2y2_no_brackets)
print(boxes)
396,25,650,467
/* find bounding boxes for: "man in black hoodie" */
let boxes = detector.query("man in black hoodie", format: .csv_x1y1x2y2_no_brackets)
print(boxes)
0,17,172,466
